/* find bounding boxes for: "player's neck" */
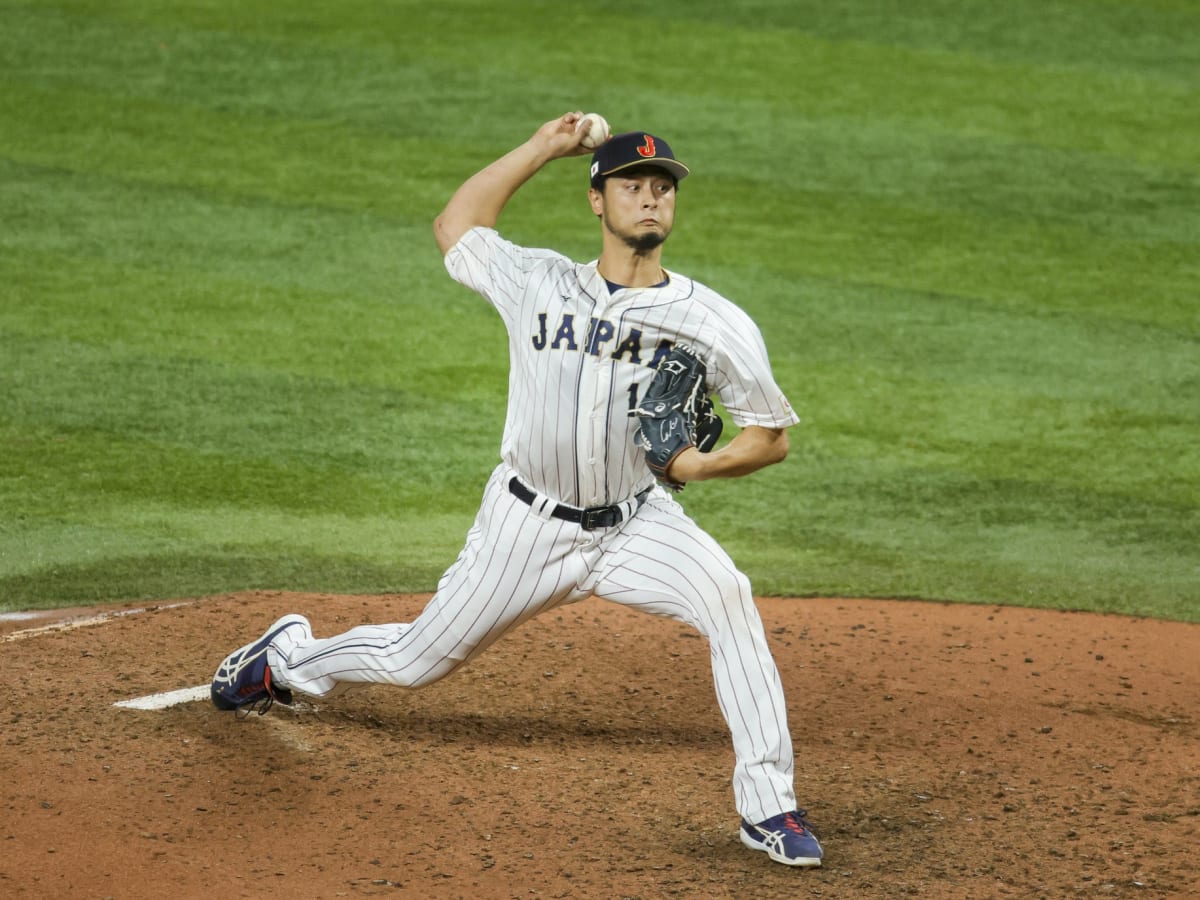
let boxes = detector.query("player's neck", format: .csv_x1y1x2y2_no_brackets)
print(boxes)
596,248,666,289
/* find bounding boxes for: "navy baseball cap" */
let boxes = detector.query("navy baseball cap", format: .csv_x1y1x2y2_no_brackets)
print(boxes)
589,131,690,189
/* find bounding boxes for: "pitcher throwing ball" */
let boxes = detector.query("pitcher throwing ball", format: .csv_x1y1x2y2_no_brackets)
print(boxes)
211,112,823,867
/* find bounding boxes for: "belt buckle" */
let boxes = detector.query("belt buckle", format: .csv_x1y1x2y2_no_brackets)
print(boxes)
580,505,618,531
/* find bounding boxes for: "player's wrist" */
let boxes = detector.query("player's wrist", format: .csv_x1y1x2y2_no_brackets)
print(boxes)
527,115,586,164
665,446,707,484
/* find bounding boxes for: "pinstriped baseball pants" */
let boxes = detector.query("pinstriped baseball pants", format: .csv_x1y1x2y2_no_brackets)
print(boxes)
269,464,797,823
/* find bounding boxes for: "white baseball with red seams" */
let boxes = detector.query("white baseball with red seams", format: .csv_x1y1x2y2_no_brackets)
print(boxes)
576,112,610,150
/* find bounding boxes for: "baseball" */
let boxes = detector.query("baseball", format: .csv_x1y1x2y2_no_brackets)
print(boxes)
577,113,610,150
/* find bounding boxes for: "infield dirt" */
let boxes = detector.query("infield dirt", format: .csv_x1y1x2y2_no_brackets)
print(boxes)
2,591,1197,898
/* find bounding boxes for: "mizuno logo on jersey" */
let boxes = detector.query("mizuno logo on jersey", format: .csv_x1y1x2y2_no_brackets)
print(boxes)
531,312,675,368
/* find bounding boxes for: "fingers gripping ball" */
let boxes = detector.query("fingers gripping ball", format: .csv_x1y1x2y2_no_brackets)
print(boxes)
632,345,723,491
576,113,610,150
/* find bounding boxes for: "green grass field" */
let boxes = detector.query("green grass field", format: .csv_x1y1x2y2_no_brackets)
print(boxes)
2,1,1197,620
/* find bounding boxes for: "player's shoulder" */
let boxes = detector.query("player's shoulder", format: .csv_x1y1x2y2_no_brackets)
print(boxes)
674,272,724,303
666,271,759,325
458,226,574,269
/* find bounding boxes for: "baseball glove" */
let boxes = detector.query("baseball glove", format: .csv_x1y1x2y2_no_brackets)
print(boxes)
632,344,723,491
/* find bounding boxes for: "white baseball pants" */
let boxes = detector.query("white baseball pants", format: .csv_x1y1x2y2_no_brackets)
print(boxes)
268,464,798,823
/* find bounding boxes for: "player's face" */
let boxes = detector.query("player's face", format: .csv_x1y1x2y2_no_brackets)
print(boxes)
592,170,676,252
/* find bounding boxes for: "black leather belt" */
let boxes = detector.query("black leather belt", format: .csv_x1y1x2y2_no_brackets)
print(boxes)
508,477,651,531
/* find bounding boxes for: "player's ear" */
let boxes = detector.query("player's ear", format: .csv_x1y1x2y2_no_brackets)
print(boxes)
588,186,604,219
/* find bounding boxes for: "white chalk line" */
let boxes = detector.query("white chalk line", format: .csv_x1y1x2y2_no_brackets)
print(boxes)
113,688,320,748
4,600,311,717
0,601,193,643
0,611,43,622
114,684,210,710
0,601,212,710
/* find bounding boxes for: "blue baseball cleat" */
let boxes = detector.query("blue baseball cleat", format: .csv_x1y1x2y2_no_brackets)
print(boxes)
211,614,311,715
740,809,824,867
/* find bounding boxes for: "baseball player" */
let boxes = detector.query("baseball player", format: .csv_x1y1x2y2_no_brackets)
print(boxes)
212,112,823,867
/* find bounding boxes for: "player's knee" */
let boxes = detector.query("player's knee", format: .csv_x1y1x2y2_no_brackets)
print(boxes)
722,569,754,605
701,568,756,620
404,657,463,689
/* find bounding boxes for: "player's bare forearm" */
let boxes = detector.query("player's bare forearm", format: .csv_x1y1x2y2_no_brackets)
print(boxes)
667,425,789,484
433,112,594,254
432,143,549,254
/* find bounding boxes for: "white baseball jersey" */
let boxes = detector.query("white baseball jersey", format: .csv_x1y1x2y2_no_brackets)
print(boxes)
446,226,799,507
266,225,804,824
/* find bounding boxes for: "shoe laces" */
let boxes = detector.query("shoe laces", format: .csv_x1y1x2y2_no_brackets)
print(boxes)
783,810,818,837
231,661,279,719
234,694,275,719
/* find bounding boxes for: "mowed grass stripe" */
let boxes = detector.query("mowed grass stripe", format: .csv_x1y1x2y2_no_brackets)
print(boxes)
0,333,503,472
8,4,1194,169
647,0,1200,83
1,1,1196,616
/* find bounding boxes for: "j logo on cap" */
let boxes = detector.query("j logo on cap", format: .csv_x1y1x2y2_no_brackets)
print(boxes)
590,131,690,189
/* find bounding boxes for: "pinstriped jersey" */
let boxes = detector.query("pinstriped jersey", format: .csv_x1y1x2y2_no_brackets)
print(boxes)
445,226,799,508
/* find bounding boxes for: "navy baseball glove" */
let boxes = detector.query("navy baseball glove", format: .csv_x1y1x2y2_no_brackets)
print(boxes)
632,345,723,491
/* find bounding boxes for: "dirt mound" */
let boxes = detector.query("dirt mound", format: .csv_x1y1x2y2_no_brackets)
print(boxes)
2,592,1197,898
